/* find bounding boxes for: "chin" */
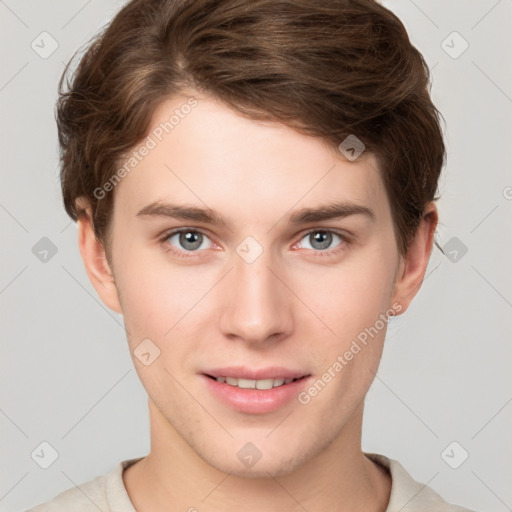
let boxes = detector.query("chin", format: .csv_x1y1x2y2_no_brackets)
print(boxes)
212,458,300,479
200,442,311,479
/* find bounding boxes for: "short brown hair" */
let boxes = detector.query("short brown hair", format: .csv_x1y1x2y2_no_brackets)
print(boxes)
57,0,445,256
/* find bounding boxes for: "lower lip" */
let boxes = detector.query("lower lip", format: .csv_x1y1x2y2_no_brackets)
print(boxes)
202,375,311,414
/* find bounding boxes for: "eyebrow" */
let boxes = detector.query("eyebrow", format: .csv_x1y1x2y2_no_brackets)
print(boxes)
136,200,375,227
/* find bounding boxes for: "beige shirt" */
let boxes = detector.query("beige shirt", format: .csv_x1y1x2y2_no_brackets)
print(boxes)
27,452,476,511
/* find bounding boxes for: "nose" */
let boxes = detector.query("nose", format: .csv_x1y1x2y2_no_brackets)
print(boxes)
218,248,294,346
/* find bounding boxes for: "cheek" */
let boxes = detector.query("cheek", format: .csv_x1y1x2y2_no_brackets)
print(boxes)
299,247,398,344
295,253,397,414
114,249,218,343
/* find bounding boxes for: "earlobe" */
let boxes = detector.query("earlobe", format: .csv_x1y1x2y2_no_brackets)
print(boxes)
391,203,438,314
76,201,123,314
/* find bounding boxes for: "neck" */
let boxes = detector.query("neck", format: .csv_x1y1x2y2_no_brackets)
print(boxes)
123,400,391,512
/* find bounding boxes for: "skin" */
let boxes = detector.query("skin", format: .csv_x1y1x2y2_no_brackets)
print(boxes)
77,92,437,512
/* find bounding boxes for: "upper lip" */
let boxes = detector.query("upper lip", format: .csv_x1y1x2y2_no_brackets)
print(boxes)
203,366,309,380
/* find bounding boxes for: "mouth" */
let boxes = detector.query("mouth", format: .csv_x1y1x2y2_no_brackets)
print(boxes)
201,366,312,413
204,374,307,390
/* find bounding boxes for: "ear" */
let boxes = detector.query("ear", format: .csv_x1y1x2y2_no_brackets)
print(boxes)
76,198,122,314
391,202,438,314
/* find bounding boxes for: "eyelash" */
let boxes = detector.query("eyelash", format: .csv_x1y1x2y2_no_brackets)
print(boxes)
160,227,350,259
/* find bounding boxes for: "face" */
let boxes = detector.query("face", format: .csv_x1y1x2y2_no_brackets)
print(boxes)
102,93,406,477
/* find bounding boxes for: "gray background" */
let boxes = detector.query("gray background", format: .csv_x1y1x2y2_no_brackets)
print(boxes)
1,1,511,511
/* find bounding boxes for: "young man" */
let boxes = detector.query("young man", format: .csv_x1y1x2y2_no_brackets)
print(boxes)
29,0,476,510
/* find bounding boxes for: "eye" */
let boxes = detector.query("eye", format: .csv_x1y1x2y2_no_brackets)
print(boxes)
161,227,349,259
296,230,346,253
163,228,213,254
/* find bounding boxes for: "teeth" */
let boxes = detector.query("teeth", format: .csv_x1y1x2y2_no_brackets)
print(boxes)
255,378,278,390
238,378,256,389
269,378,284,388
215,376,297,389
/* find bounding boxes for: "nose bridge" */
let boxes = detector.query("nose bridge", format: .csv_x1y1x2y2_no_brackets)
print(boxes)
219,239,292,343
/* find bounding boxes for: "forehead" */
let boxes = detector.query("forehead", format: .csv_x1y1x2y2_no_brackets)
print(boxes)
113,94,390,225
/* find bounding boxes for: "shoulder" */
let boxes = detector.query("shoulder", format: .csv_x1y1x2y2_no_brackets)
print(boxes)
26,458,142,512
364,452,478,512
26,473,110,512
